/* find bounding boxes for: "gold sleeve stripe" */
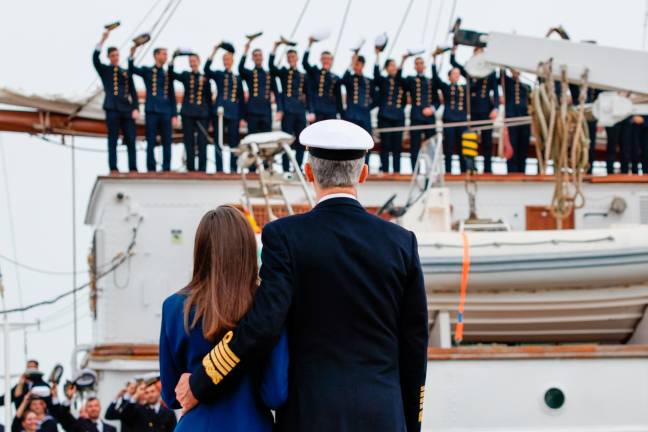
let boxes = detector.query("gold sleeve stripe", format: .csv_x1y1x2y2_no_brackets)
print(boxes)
221,331,241,364
202,354,223,385
217,342,237,369
419,385,425,422
212,349,233,376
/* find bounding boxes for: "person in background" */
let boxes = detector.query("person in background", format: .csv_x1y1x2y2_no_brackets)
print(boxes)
120,378,176,432
93,29,139,173
569,83,601,174
450,46,498,173
632,115,648,175
302,38,340,122
239,43,276,135
270,41,311,172
105,381,140,432
170,52,211,172
340,52,376,164
129,46,178,172
403,55,438,173
13,391,57,432
500,68,531,174
374,48,407,173
205,43,244,173
10,410,39,432
48,384,116,432
1,361,48,410
431,50,467,174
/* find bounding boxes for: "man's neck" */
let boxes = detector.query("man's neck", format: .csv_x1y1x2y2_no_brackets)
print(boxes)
316,187,357,202
155,62,164,68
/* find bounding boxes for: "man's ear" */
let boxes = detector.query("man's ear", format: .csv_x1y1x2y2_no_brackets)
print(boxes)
358,163,369,184
304,162,315,183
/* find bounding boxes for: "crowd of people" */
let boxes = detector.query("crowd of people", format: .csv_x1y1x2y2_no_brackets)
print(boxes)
0,360,176,432
94,29,648,177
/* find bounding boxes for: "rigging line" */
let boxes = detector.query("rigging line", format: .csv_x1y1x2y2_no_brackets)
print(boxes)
0,216,142,315
431,0,445,48
387,0,415,58
438,0,458,72
279,0,312,63
422,236,615,249
138,0,184,62
421,0,435,44
26,313,91,334
0,253,92,275
71,135,78,348
31,134,149,155
332,0,353,64
0,135,27,357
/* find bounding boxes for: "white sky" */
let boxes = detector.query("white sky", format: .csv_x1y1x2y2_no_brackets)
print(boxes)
0,0,646,393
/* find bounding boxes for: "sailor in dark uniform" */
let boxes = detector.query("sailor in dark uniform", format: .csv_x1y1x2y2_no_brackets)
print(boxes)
501,68,531,173
374,49,407,173
129,46,178,172
450,47,499,173
170,52,211,172
239,42,277,134
569,84,601,173
176,119,429,432
93,30,139,173
631,115,648,175
302,38,340,121
432,51,468,173
49,384,117,432
270,41,312,172
404,55,439,172
340,53,375,134
121,378,176,432
205,43,244,173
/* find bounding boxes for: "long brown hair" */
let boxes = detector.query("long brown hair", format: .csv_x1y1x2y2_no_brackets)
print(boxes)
182,206,259,340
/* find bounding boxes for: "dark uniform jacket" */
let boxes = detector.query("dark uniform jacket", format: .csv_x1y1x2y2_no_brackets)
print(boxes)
93,50,139,113
340,71,376,124
502,73,530,117
169,67,211,118
128,59,177,116
50,402,116,432
269,54,312,115
105,399,136,432
190,197,429,432
432,64,467,122
374,66,406,121
302,51,340,117
120,401,176,432
204,61,244,120
405,72,440,123
450,54,498,115
238,56,277,116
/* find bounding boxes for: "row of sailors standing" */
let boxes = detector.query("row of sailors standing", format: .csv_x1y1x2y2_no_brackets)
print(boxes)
93,30,534,175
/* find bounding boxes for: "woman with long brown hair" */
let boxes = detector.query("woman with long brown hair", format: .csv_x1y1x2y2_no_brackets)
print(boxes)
159,206,288,431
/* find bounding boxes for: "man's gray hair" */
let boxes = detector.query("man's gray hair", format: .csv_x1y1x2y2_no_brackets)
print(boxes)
309,155,364,188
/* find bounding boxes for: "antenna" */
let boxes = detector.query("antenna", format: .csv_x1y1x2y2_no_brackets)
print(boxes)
643,0,648,49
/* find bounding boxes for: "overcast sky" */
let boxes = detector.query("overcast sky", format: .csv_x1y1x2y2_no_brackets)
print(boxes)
1,0,646,391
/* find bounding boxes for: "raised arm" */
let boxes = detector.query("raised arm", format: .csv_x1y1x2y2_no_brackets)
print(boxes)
128,54,145,77
269,41,281,77
399,232,429,432
238,41,252,79
449,49,467,78
187,222,295,402
93,30,109,74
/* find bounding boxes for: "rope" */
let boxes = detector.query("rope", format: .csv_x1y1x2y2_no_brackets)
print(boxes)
421,0,435,44
278,0,312,63
386,0,415,58
0,216,142,315
0,253,93,275
374,116,531,133
423,235,615,249
332,0,353,62
430,0,445,48
138,0,184,62
454,231,470,344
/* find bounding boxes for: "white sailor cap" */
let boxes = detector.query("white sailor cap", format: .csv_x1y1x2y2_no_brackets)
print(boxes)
300,119,374,161
375,32,388,52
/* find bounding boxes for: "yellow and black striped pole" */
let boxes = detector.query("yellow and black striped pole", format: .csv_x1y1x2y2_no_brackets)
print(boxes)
461,131,479,173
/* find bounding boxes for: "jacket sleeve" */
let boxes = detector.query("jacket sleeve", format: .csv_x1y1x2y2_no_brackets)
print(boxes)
49,402,81,432
431,64,447,96
128,58,145,77
399,232,429,432
268,53,279,77
373,64,381,86
238,55,250,79
159,300,182,410
302,50,315,75
449,53,467,78
104,401,122,420
189,222,295,402
259,330,289,409
92,49,103,75
130,75,140,111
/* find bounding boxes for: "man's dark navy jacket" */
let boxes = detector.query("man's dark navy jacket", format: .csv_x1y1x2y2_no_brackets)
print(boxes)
190,197,429,432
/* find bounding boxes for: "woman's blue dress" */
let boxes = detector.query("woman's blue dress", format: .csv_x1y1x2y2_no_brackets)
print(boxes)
159,293,288,431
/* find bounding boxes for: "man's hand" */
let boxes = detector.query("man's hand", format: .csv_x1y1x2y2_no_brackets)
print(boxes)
132,109,140,121
65,384,76,401
100,31,109,44
172,116,179,128
244,41,251,53
130,45,137,58
116,387,127,400
307,113,316,123
422,107,434,117
633,115,644,125
308,37,316,47
275,111,284,122
175,373,198,414
489,108,498,120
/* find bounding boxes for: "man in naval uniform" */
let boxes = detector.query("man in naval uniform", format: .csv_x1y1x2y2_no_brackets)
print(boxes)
404,55,439,172
302,38,340,122
49,383,117,432
170,52,211,172
432,50,468,173
129,46,178,172
239,42,277,134
121,377,176,432
94,30,139,173
176,119,429,432
450,47,498,173
205,42,244,173
501,68,531,173
270,41,312,172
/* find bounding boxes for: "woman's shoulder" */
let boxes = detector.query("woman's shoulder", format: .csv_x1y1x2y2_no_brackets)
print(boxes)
162,290,189,316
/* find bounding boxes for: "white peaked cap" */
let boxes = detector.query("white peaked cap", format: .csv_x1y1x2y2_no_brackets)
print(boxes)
407,45,426,56
350,36,366,52
300,120,374,160
311,28,331,42
375,32,388,51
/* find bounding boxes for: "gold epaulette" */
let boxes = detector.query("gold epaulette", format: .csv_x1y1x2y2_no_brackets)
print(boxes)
202,331,240,385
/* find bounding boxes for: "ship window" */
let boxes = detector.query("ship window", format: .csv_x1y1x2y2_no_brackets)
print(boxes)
544,387,565,410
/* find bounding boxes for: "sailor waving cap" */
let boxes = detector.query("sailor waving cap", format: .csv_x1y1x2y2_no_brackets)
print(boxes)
300,119,374,161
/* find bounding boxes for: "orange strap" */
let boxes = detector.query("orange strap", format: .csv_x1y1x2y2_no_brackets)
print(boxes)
242,205,261,234
454,232,471,344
